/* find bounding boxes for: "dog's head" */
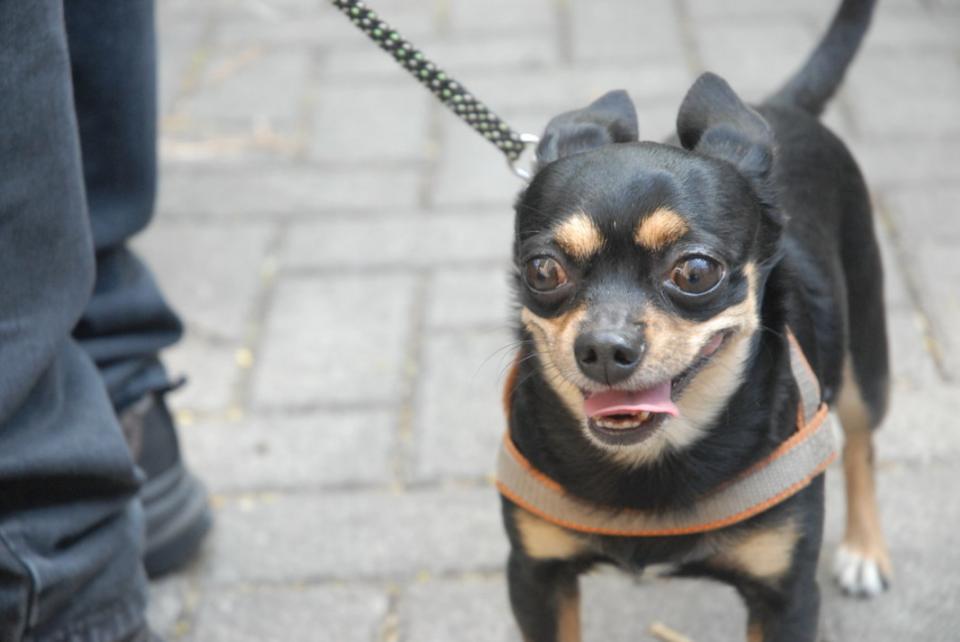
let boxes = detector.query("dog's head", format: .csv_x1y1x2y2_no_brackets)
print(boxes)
513,73,783,466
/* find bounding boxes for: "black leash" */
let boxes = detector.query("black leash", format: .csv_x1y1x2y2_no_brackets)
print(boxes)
331,0,538,179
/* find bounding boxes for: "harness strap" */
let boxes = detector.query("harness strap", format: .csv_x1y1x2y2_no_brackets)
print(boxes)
496,329,841,537
787,329,821,424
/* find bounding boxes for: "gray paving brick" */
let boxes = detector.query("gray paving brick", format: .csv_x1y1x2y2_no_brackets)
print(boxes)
685,0,836,18
460,63,694,113
311,0,438,45
192,585,388,642
444,0,557,36
157,166,422,215
865,7,960,50
846,53,960,137
881,187,960,376
203,487,507,581
579,572,745,642
875,218,912,310
878,383,960,464
252,274,416,408
156,19,205,115
401,575,515,642
164,336,240,414
414,328,515,481
692,19,816,100
402,571,746,642
215,14,330,48
886,306,941,390
821,462,960,640
282,212,513,269
910,244,960,378
320,33,559,80
426,268,515,329
569,0,684,63
883,186,960,246
135,221,275,341
146,575,196,641
848,138,960,186
180,410,395,492
178,48,310,124
309,83,431,163
688,0,925,20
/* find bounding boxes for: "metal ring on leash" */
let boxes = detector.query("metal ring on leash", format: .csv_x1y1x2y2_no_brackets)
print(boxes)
508,133,541,181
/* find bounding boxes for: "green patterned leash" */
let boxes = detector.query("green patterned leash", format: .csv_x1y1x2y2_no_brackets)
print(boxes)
331,0,538,179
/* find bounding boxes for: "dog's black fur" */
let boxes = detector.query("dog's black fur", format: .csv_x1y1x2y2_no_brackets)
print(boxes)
501,1,888,640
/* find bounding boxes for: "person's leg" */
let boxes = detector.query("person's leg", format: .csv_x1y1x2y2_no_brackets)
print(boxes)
0,1,151,640
66,0,180,410
64,0,211,577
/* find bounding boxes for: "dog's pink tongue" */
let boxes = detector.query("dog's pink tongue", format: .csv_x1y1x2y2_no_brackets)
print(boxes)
584,382,679,418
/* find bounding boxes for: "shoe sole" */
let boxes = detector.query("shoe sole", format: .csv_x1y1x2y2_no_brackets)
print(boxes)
140,460,212,578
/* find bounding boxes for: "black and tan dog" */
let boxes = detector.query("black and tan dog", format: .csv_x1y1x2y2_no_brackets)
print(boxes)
498,0,889,640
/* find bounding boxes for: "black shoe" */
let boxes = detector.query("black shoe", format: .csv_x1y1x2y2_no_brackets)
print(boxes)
119,392,212,578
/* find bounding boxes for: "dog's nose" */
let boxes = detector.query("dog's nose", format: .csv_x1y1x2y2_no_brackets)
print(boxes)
574,330,643,384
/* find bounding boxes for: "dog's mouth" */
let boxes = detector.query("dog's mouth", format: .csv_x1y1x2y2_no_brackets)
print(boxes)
583,331,730,446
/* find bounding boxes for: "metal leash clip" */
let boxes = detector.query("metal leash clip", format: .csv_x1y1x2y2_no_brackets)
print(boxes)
508,133,541,181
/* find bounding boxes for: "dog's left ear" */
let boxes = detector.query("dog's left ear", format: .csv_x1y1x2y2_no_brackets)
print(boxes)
677,73,773,180
536,90,639,166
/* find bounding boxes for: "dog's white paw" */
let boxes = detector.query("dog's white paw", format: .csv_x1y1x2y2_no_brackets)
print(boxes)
833,545,890,597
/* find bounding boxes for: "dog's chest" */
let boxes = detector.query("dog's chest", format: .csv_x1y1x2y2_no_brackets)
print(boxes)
592,531,724,574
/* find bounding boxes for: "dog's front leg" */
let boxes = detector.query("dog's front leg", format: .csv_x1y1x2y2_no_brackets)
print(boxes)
740,572,820,642
507,549,582,642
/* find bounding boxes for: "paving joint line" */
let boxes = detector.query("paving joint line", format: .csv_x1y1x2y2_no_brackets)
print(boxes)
155,206,514,225
278,260,510,280
554,0,573,66
377,584,402,642
207,475,495,500
196,566,507,592
229,222,288,414
672,0,705,75
391,274,431,488
418,96,444,210
874,191,952,382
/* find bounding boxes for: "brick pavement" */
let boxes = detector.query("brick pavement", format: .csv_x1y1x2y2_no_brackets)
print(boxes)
143,0,960,639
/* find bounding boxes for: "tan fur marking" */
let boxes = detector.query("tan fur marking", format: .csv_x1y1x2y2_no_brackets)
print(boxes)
514,508,587,560
557,588,582,642
746,621,764,642
714,519,800,581
521,306,587,420
634,208,689,251
554,212,604,261
837,359,892,576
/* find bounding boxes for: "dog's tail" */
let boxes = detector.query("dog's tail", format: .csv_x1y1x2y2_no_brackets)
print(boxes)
767,0,877,117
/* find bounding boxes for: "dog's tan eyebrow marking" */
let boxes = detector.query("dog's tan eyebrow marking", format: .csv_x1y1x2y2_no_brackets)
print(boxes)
634,208,689,251
554,212,604,261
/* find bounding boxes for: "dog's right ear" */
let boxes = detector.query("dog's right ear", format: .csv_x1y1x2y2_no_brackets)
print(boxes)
536,90,639,166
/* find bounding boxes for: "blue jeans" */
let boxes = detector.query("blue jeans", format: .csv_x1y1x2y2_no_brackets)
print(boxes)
0,1,180,639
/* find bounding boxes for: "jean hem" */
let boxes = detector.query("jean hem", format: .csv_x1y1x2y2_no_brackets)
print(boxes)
27,592,147,642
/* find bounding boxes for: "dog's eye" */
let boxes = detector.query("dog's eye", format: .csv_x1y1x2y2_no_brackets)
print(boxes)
524,256,568,292
670,256,723,295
